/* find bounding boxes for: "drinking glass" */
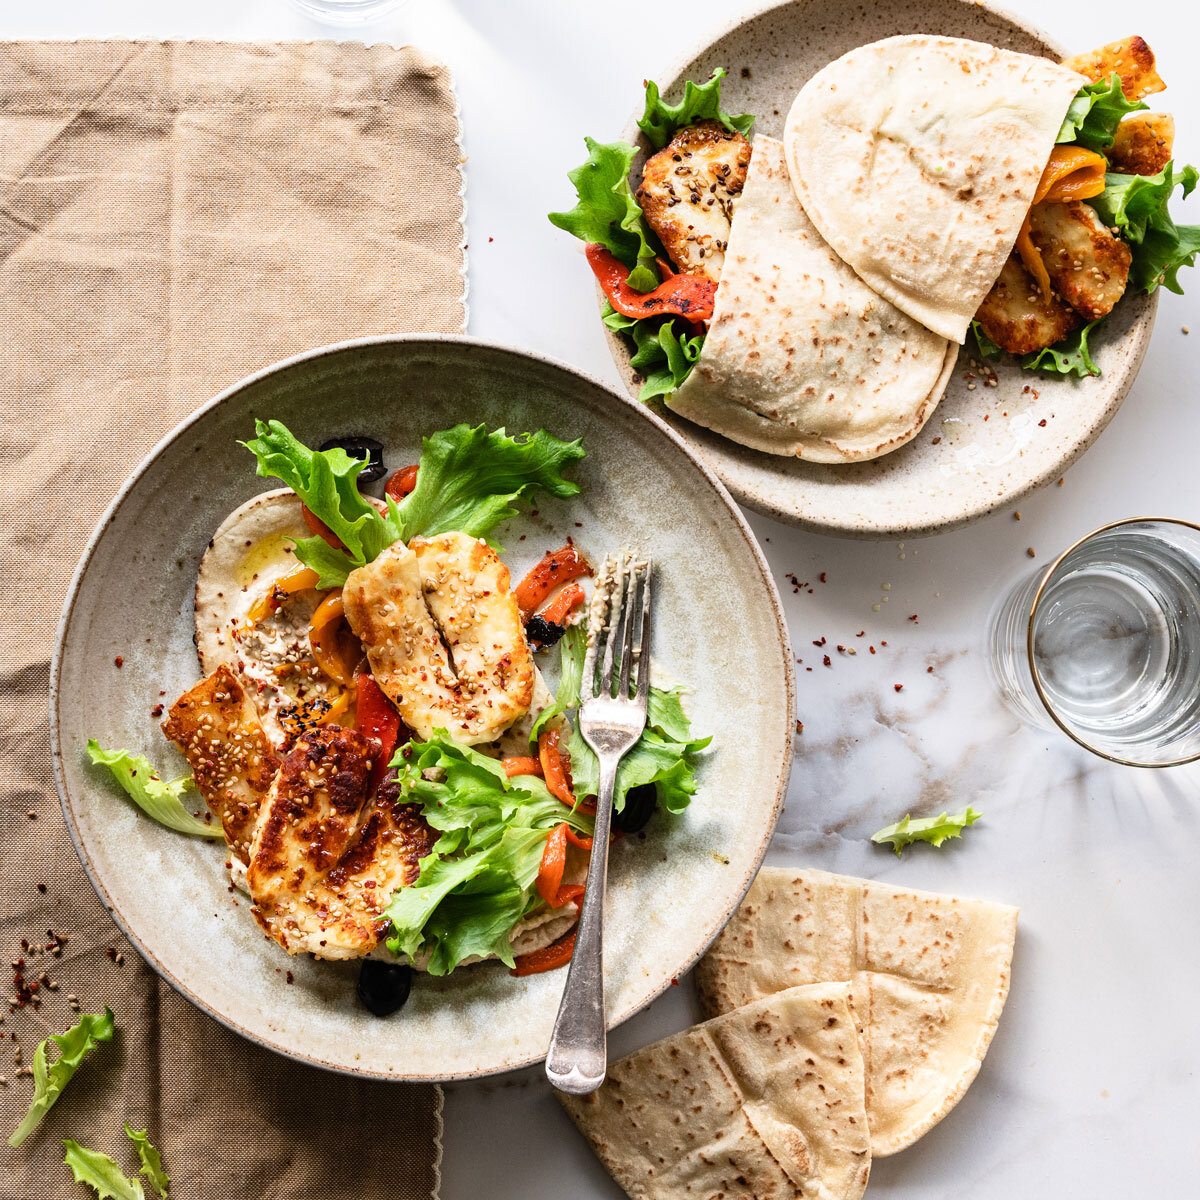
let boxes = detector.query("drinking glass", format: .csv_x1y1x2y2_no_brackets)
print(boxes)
988,518,1200,767
288,0,409,24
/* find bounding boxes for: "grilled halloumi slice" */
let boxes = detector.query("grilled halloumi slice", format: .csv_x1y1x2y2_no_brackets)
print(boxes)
636,120,752,283
343,531,534,745
162,664,280,862
975,254,1081,356
1061,36,1165,101
1029,201,1132,321
1108,113,1175,176
246,726,434,959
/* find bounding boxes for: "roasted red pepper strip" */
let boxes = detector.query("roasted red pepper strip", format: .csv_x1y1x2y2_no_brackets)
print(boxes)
564,827,593,851
536,823,568,908
511,928,577,977
503,756,543,778
538,728,576,807
556,884,586,907
301,503,345,551
536,582,586,629
356,673,403,794
515,543,591,618
385,464,419,501
586,243,716,322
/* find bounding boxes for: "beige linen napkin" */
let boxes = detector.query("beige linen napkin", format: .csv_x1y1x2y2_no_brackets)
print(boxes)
0,40,466,1198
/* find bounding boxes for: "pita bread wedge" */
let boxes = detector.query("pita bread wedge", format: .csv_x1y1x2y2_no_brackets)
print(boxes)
668,136,954,462
695,868,1017,1156
785,36,1085,342
560,982,871,1200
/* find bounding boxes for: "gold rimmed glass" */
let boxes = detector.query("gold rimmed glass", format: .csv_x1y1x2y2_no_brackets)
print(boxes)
988,518,1200,767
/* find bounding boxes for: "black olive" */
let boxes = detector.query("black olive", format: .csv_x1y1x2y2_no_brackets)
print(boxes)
526,613,567,649
320,436,386,483
356,960,412,1017
614,783,657,834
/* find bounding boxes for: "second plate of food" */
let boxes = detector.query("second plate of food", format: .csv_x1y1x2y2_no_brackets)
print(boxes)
51,336,794,1080
550,0,1184,535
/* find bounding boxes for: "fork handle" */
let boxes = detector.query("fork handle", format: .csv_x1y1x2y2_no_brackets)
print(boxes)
544,755,617,1094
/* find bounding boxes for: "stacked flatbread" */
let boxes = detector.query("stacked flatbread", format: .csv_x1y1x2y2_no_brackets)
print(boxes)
666,35,1085,462
561,869,1017,1197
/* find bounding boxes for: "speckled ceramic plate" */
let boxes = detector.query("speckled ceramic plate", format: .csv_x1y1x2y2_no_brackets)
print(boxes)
602,0,1157,537
50,336,794,1081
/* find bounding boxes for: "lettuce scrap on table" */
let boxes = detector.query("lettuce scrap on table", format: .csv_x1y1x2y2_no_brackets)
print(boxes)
62,1127,169,1200
871,807,983,858
9,1009,116,1147
549,70,753,402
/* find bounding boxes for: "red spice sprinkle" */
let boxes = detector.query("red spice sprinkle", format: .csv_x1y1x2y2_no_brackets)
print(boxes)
795,720,804,734
983,414,989,421
836,644,845,653
869,646,876,654
932,436,942,444
894,684,903,692
823,655,832,668
150,704,164,718
1038,419,1047,427
670,977,680,986
856,630,865,637
927,666,934,673
908,614,919,623
114,656,124,668
36,883,47,894
812,636,826,647
286,971,295,984
818,572,827,583
881,640,888,646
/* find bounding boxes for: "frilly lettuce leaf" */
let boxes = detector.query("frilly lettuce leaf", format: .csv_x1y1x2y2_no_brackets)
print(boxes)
382,734,593,975
9,1009,116,1147
125,1126,169,1198
968,320,1002,361
603,302,705,402
396,424,585,545
244,421,585,583
1022,320,1102,378
242,419,402,586
85,743,222,840
871,807,983,858
543,625,710,814
1090,162,1200,293
1057,74,1147,151
62,1142,145,1200
638,68,754,150
549,137,660,292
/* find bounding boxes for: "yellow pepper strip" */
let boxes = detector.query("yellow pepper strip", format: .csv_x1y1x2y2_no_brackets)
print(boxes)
316,686,354,725
1016,146,1108,300
309,591,357,686
246,565,320,625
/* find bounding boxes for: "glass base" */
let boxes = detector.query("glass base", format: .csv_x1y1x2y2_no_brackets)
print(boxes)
288,0,409,24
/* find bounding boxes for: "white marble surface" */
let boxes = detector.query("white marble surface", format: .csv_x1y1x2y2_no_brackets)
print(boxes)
9,0,1200,1195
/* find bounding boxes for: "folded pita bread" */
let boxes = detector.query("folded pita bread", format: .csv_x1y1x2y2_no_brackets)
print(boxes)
560,982,871,1200
695,868,1018,1156
668,136,954,462
785,36,1085,342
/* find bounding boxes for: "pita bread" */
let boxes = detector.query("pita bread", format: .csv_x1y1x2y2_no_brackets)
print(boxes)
560,982,871,1200
784,36,1085,342
668,136,954,462
695,868,1017,1156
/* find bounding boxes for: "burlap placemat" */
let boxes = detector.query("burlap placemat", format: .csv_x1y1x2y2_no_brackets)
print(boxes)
0,40,466,1198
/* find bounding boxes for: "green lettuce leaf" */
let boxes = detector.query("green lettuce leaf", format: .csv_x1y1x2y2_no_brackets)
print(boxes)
85,743,221,841
541,627,710,814
244,421,586,582
1089,162,1200,292
382,734,593,975
125,1126,168,1198
242,419,403,586
549,137,660,292
870,807,983,858
1057,74,1146,151
9,1010,116,1147
529,623,587,745
1022,320,1103,378
638,68,754,150
394,424,585,544
968,320,1002,361
602,302,705,403
62,1142,145,1200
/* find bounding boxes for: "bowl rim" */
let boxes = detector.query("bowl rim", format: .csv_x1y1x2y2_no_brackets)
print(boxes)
48,332,797,1081
599,0,1158,538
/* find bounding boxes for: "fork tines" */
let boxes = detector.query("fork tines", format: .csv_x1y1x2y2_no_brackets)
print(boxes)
582,552,652,702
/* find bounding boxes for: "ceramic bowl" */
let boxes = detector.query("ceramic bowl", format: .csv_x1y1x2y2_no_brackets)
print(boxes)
50,336,795,1080
601,0,1157,537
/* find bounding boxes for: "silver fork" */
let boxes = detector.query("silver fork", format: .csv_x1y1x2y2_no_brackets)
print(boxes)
545,551,652,1095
